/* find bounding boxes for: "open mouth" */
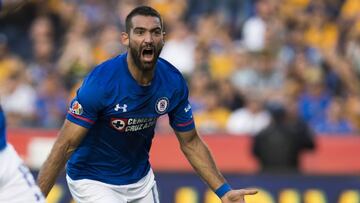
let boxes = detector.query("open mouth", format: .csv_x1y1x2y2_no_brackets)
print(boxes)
142,47,154,62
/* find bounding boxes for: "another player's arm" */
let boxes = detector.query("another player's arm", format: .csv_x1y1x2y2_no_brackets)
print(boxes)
37,119,88,196
175,129,257,203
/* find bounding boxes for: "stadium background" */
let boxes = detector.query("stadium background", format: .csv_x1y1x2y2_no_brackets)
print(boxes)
1,0,360,202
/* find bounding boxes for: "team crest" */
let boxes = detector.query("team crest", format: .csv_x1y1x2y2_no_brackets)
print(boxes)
69,101,83,115
155,97,169,114
111,118,127,131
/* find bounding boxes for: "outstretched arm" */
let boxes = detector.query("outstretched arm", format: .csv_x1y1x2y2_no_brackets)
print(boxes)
175,129,257,203
37,119,88,196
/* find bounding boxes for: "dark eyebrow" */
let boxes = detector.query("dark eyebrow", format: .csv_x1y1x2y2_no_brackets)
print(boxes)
133,27,146,31
133,27,161,32
150,27,161,31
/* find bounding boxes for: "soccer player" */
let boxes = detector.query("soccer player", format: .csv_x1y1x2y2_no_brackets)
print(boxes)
0,105,45,202
37,6,257,203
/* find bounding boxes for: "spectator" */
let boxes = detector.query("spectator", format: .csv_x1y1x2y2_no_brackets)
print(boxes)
57,12,94,90
242,0,275,52
92,24,123,64
34,73,68,128
345,93,360,132
149,0,187,25
297,68,332,127
313,97,355,135
250,51,285,101
253,101,315,173
27,18,57,89
194,85,231,134
0,59,37,127
226,93,270,136
188,70,212,113
0,33,19,82
217,79,245,111
160,21,196,76
304,0,339,51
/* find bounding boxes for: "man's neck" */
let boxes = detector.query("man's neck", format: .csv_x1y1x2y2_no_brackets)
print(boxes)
127,53,154,86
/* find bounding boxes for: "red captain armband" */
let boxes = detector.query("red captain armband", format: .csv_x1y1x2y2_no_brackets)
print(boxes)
215,183,232,198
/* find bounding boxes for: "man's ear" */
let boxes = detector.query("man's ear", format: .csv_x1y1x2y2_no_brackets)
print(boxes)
121,32,129,46
162,31,166,44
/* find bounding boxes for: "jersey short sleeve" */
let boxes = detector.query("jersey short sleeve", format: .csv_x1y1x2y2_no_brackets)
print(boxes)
168,81,195,132
0,106,7,151
66,73,105,129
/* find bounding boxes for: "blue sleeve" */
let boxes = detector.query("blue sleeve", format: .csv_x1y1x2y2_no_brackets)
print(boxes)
66,74,105,129
0,106,7,151
168,81,195,132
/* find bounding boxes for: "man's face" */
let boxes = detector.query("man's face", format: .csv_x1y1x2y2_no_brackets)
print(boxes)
127,15,164,71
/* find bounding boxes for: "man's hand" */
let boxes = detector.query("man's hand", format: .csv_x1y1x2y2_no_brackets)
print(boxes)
221,188,258,203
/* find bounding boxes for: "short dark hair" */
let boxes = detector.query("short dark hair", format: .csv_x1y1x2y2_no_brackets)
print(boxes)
125,6,163,33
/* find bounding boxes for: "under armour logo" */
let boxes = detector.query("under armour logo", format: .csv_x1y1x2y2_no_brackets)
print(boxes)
114,104,127,112
184,104,191,113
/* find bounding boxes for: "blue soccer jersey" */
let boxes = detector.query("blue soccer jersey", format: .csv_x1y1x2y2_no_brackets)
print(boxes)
66,53,195,185
0,106,7,151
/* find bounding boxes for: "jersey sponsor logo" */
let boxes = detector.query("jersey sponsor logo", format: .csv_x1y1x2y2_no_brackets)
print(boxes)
110,117,157,132
111,118,127,131
114,103,127,112
69,101,83,115
155,97,169,114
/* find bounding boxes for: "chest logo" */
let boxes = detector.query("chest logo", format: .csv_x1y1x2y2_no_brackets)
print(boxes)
111,118,127,131
110,118,157,132
155,97,169,114
114,104,127,112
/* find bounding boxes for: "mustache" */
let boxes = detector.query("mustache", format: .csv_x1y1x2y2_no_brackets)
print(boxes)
141,44,155,50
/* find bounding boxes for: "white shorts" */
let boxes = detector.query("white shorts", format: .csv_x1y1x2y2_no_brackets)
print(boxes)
67,169,160,203
0,144,45,203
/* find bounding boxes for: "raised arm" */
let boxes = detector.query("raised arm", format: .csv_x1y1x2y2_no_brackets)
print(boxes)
174,129,257,203
37,119,88,196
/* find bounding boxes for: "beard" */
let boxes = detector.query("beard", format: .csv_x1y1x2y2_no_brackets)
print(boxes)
129,42,163,72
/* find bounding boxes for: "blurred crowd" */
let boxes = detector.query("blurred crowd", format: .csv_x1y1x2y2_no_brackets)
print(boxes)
0,0,359,136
